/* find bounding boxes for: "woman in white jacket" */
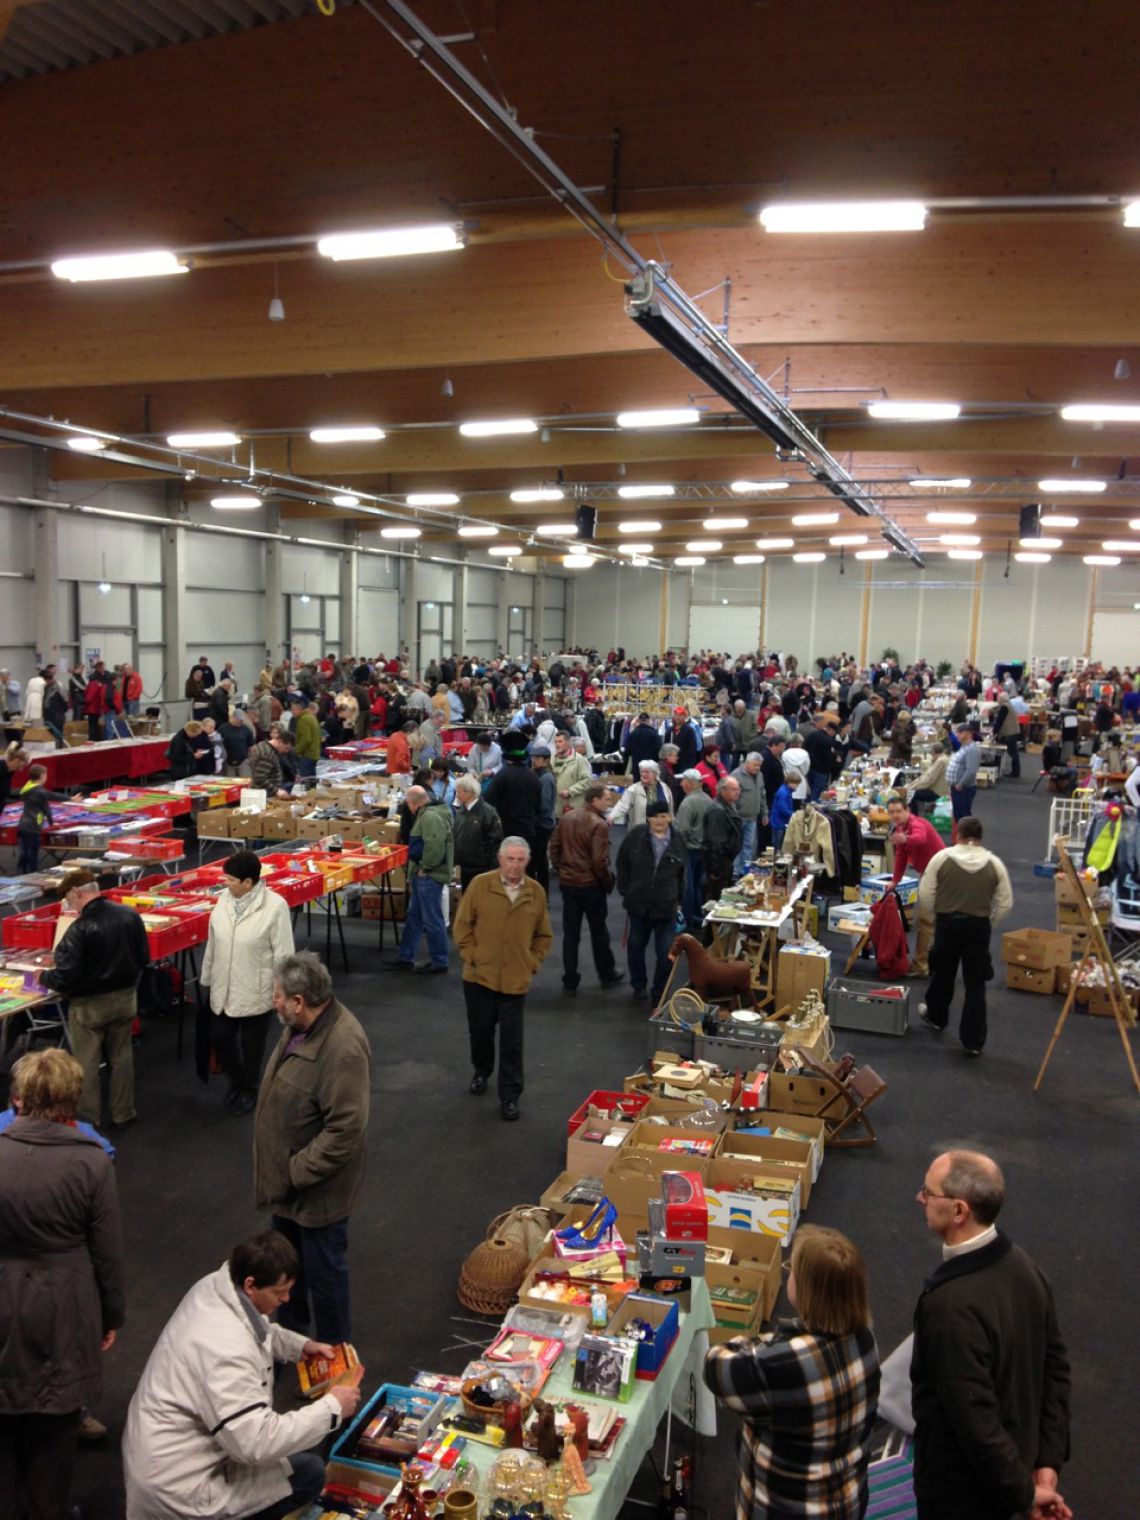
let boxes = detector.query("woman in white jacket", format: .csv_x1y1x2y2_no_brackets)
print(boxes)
201,850,294,1115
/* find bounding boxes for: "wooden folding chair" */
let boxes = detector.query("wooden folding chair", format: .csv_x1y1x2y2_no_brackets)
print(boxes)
788,1047,888,1147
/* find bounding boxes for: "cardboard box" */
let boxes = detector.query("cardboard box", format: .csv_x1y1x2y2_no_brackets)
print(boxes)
260,813,299,841
606,1294,680,1380
539,1171,608,1219
1054,871,1099,907
602,1158,695,1223
703,1158,801,1244
228,811,264,839
296,816,338,841
730,1111,826,1181
624,1121,719,1169
713,1131,814,1206
195,808,232,838
1002,928,1072,970
776,944,831,1013
1055,901,1110,928
705,1225,782,1322
1006,964,1057,995
567,1121,634,1179
858,872,919,908
766,1069,845,1122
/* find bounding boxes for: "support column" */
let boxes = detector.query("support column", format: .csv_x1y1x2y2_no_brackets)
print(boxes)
161,482,188,707
339,528,359,657
496,570,512,655
30,449,59,668
968,559,984,667
672,570,693,654
858,563,873,668
532,565,546,657
564,576,577,648
264,504,285,667
759,563,768,650
658,567,669,652
1084,566,1098,659
453,552,470,649
400,556,419,668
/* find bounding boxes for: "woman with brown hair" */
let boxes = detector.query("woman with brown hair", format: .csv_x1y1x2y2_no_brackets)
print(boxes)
704,1225,880,1519
0,1048,125,1518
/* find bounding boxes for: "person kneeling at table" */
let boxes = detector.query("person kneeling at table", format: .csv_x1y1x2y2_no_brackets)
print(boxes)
123,1230,361,1520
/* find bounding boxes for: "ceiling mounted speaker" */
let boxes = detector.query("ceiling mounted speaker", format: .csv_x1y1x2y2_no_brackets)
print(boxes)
575,503,597,541
1018,502,1041,539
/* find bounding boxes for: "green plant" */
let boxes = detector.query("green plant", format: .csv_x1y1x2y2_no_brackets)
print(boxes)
882,646,899,663
936,660,953,678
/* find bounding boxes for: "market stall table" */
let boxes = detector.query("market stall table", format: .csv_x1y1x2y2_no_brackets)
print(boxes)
703,873,814,1011
11,736,172,790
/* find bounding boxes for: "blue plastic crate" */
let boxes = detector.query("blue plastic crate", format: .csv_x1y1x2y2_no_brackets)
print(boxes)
328,1382,449,1481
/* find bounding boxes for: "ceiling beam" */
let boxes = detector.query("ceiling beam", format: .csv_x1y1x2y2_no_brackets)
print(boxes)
0,2,23,44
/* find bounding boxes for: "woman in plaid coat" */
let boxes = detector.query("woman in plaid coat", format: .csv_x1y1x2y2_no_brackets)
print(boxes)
704,1226,880,1519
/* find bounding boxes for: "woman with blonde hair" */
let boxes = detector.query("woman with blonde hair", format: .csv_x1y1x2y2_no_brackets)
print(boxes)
0,1048,125,1518
704,1225,880,1519
1,741,29,812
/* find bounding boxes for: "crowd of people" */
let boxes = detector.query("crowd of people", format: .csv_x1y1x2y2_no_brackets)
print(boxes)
0,640,1094,1520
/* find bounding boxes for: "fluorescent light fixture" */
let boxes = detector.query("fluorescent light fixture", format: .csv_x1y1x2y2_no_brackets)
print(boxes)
759,200,927,234
1038,478,1106,493
855,548,890,560
617,484,674,499
380,526,421,539
458,418,537,438
316,224,463,261
563,553,595,568
332,494,360,508
793,551,826,563
1124,202,1140,227
618,543,655,554
488,544,522,556
947,549,983,560
1015,552,1052,564
458,525,498,538
689,539,721,552
1084,554,1121,565
97,579,112,594
731,479,789,493
927,511,976,525
703,517,749,530
940,533,981,546
51,249,187,282
910,476,972,489
309,426,385,443
1061,403,1140,422
66,435,106,453
674,556,705,567
1020,537,1063,550
167,430,240,449
211,495,261,511
791,511,840,526
868,401,961,420
628,556,650,567
510,488,564,503
732,554,766,565
1041,514,1079,528
405,492,459,507
534,522,578,536
616,407,700,428
830,533,868,546
1100,540,1140,552
618,520,662,533
755,537,795,550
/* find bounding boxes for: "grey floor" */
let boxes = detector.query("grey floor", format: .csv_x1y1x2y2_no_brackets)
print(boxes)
23,765,1140,1518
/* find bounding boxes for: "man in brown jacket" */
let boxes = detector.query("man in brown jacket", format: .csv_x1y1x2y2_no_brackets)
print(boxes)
254,951,370,1342
548,782,624,997
453,836,553,1121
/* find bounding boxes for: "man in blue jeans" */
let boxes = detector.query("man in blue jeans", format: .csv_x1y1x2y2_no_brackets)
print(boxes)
616,801,687,1005
946,724,981,825
384,785,454,974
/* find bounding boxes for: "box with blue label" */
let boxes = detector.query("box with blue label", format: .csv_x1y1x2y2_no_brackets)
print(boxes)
857,872,919,908
329,1382,448,1480
606,1292,681,1380
703,1158,801,1245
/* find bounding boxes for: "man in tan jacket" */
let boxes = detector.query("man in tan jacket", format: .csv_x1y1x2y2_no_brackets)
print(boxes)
453,836,553,1121
551,730,593,814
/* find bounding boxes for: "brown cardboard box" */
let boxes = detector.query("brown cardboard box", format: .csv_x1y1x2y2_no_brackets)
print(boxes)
733,1111,827,1180
1006,963,1057,995
766,1070,845,1122
1054,871,1099,908
296,816,336,841
1001,928,1072,971
1054,962,1074,995
713,1132,814,1206
539,1171,608,1218
1055,901,1110,929
196,808,232,838
228,811,264,839
776,944,830,1012
260,812,298,841
623,1121,719,1171
359,891,383,921
566,1118,634,1179
705,1226,781,1320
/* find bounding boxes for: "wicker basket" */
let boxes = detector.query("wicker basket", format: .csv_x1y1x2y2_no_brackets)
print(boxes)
460,1375,534,1424
456,1233,529,1316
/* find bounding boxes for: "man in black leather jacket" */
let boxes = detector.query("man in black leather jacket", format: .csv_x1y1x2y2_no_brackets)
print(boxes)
41,870,151,1128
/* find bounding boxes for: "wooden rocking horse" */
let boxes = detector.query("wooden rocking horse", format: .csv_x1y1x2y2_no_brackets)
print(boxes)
668,933,753,1008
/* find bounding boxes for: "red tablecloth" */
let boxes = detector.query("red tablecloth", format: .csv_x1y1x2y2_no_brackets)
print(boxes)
14,738,171,790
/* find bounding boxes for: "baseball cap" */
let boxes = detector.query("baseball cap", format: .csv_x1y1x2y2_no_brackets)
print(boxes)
529,743,552,758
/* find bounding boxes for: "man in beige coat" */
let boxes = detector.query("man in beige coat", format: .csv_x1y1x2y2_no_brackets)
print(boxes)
253,952,370,1342
551,730,593,814
453,836,553,1122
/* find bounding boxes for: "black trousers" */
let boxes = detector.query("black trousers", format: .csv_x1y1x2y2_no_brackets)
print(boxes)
464,979,525,1102
530,825,553,896
212,1008,273,1095
0,1409,80,1520
910,788,940,814
924,913,993,1050
1004,732,1021,777
559,883,617,989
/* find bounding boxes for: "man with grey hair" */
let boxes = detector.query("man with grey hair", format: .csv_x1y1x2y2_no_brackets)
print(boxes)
254,952,370,1342
417,707,447,762
912,1149,1071,1520
675,769,714,930
702,775,743,902
606,759,673,830
385,783,453,974
453,836,552,1121
451,773,503,891
730,751,768,878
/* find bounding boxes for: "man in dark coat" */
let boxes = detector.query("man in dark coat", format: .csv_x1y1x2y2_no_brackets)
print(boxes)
451,774,503,891
911,1150,1071,1520
615,801,686,1005
701,776,743,903
624,712,662,773
485,732,542,852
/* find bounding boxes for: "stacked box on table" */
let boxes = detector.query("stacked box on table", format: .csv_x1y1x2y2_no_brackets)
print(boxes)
857,873,919,908
703,1157,801,1244
730,1111,826,1180
606,1294,680,1379
776,943,831,1011
826,976,909,1035
623,1120,719,1168
195,808,232,838
705,1225,782,1337
713,1130,815,1205
1002,929,1071,972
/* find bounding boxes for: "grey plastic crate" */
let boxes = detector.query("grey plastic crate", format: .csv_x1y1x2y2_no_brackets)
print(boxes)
826,976,910,1036
646,1008,696,1060
693,1030,782,1073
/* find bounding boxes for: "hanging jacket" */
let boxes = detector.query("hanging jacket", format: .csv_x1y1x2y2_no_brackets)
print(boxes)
783,805,836,876
870,890,910,977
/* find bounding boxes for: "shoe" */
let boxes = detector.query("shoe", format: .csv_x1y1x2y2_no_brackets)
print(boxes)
917,1004,945,1034
232,1091,257,1116
903,966,928,978
555,1198,617,1250
963,1046,984,1058
415,963,448,975
562,984,578,997
600,972,626,988
382,958,414,971
501,1100,520,1122
77,1414,107,1443
469,1074,488,1095
106,1116,137,1132
223,1087,242,1113
631,985,649,1002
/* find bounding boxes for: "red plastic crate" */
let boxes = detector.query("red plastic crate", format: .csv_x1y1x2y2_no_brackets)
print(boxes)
566,1089,650,1138
269,873,325,908
106,835,186,862
2,903,63,950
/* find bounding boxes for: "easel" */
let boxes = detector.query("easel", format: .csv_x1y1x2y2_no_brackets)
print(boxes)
1034,840,1140,1094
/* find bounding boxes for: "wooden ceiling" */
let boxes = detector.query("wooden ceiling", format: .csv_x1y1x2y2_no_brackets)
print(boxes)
4,0,1140,564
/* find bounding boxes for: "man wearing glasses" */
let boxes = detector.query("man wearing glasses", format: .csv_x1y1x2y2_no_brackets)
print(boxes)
911,1151,1072,1520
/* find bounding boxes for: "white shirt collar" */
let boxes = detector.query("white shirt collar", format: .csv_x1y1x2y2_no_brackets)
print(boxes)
942,1223,997,1260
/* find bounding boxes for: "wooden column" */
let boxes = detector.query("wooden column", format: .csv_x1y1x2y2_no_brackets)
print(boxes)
858,562,873,668
968,560,984,666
